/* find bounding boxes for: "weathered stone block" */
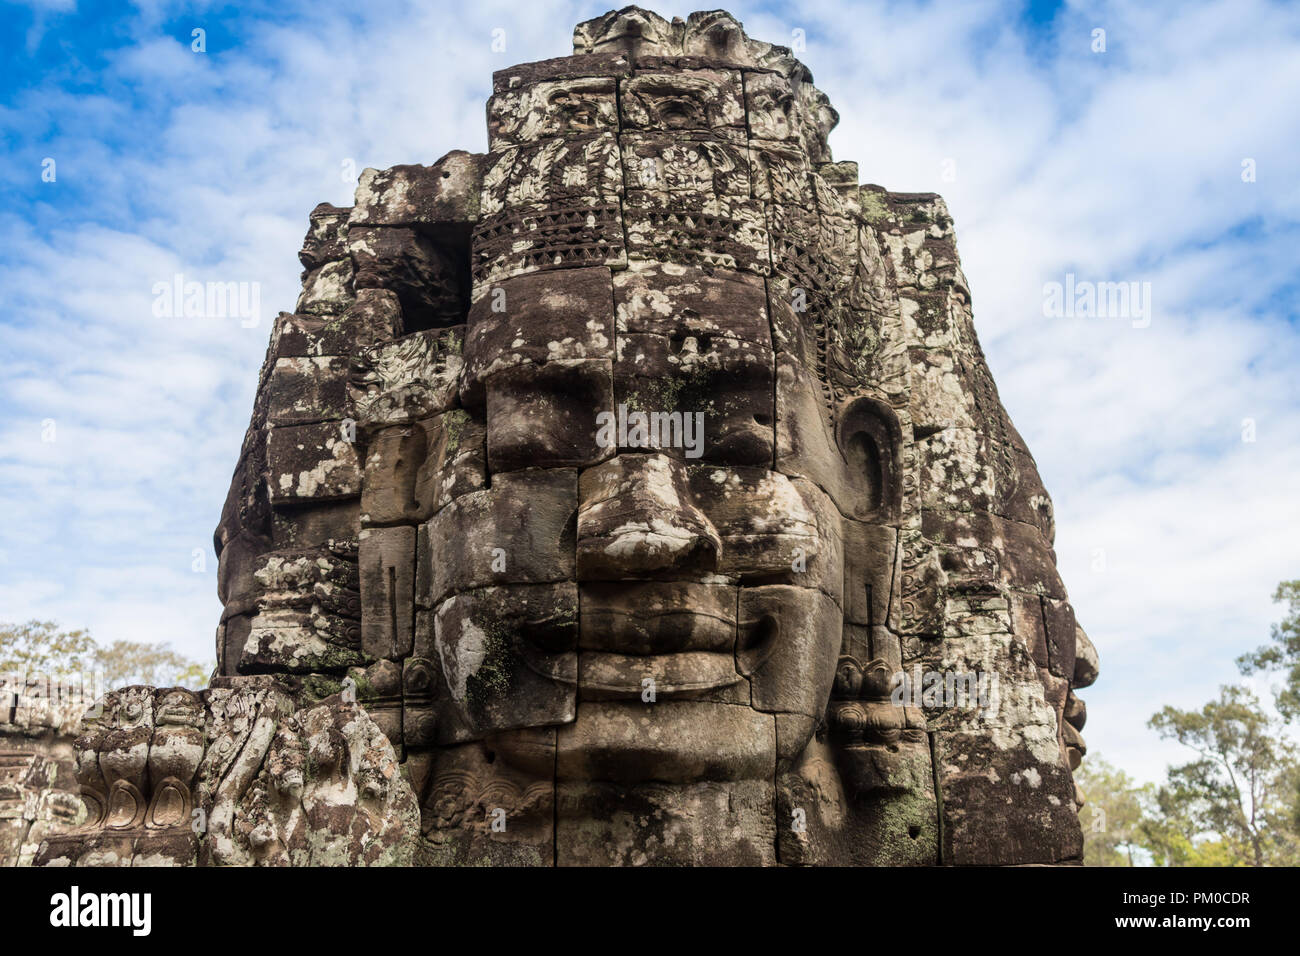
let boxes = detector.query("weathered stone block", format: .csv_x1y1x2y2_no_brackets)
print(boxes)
619,68,745,136
298,202,350,271
243,606,365,673
471,200,626,294
270,500,359,549
488,75,618,148
361,412,486,526
623,193,769,274
359,525,416,660
295,258,354,316
491,52,631,95
420,469,577,606
272,290,400,358
480,132,623,219
556,777,775,866
577,454,720,579
433,584,578,739
614,262,769,343
622,131,751,215
842,519,898,628
935,728,1083,865
485,359,614,472
693,468,838,593
1042,597,1078,682
418,734,554,866
348,326,464,429
266,422,361,505
266,356,350,425
556,700,774,784
350,151,483,233
738,585,840,719
614,333,774,466
463,265,614,398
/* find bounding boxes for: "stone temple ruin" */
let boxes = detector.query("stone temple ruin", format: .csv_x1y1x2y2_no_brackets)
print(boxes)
27,6,1100,866
1,675,88,866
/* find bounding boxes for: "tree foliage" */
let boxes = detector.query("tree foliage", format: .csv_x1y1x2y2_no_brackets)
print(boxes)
1074,756,1148,865
0,620,211,690
1143,685,1300,866
1238,580,1300,721
1078,579,1300,866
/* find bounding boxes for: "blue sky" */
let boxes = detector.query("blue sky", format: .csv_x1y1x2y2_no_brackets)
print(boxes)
1,0,1298,785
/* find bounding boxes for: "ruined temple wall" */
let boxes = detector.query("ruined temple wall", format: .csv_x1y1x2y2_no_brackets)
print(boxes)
214,197,451,681
0,674,88,866
210,154,490,800
213,201,370,678
32,678,417,867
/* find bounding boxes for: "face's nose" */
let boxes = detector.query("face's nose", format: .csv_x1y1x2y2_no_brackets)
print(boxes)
1073,623,1099,689
577,453,721,578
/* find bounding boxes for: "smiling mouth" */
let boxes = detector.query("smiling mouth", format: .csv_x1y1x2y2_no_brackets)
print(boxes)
570,582,741,696
576,650,743,698
511,583,785,699
577,581,737,654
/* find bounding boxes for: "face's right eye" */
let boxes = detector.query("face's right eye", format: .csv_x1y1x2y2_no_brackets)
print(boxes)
485,360,615,474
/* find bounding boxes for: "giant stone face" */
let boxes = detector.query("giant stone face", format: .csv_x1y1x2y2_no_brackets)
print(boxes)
198,6,1100,866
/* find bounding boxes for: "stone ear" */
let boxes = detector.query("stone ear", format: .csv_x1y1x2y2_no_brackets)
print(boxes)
834,397,902,521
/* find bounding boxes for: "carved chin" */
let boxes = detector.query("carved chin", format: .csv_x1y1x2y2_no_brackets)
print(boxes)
556,701,777,783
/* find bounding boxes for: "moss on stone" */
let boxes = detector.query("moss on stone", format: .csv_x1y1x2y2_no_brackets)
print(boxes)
859,190,890,222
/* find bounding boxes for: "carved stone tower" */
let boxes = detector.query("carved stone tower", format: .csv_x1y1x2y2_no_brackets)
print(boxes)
39,6,1098,867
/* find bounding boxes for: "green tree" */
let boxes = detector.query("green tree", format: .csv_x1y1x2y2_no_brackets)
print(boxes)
1138,786,1254,866
0,620,212,690
1238,580,1300,722
1145,685,1300,866
1073,755,1148,865
92,639,211,689
0,620,96,678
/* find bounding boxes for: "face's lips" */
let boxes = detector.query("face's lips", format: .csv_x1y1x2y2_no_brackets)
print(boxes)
505,582,756,699
576,650,744,699
578,581,737,654
516,646,745,701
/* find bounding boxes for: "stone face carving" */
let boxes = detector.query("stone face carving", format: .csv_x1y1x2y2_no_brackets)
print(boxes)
36,5,1097,867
